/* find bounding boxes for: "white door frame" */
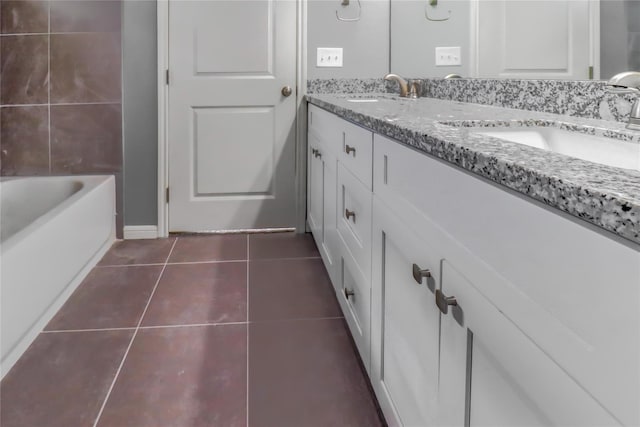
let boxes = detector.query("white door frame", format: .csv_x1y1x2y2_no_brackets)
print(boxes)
157,0,308,238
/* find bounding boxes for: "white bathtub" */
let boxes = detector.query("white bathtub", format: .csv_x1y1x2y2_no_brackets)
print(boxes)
1,176,116,377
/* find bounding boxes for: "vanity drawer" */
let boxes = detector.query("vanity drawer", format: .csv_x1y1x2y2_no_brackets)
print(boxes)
339,120,373,190
336,240,371,373
337,163,372,280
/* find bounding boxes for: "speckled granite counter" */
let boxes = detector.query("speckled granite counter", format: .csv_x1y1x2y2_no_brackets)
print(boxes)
306,93,640,245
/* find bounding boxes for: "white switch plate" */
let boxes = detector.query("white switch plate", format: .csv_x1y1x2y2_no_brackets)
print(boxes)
317,47,343,67
435,46,462,66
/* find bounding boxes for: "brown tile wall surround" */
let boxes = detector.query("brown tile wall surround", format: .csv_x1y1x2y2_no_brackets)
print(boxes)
0,0,124,236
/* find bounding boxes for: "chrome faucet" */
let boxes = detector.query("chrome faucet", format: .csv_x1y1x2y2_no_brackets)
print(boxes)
384,73,409,97
606,71,640,130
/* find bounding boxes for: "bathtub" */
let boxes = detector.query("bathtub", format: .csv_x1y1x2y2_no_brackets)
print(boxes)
1,176,116,377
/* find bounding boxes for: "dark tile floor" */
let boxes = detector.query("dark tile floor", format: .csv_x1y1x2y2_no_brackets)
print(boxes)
1,233,385,427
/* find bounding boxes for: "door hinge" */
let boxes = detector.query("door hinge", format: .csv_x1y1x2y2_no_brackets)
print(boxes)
165,187,170,203
588,66,594,80
165,69,170,85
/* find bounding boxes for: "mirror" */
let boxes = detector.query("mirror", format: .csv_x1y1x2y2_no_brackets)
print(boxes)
389,0,639,80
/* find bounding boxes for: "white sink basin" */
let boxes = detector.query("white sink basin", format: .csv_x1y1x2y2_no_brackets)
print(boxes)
472,127,640,171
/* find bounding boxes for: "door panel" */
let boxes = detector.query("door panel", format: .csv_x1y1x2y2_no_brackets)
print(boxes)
477,0,591,79
168,0,296,231
193,1,272,75
194,107,274,196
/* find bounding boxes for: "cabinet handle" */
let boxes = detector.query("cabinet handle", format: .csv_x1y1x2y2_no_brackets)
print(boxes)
412,263,431,284
315,150,322,159
345,209,356,222
435,289,457,314
344,288,355,299
345,144,356,156
311,148,318,156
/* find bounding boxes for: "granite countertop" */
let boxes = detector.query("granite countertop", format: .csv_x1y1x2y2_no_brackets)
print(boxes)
306,93,640,245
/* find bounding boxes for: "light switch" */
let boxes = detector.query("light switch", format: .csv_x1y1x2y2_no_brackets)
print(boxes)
317,47,343,67
435,47,462,66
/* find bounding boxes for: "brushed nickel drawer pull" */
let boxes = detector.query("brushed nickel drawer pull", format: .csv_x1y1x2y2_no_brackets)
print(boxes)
345,209,356,222
435,289,457,314
344,288,355,299
345,144,356,156
412,263,431,284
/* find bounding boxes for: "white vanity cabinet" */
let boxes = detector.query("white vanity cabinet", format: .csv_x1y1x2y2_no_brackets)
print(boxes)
308,104,375,370
307,104,640,427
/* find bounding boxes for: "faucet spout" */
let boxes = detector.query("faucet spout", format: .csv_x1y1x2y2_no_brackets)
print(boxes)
606,71,640,131
606,71,640,93
384,73,409,97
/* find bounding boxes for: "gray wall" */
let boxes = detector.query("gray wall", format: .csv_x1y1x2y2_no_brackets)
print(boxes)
390,0,470,77
307,0,390,78
600,0,640,80
122,0,158,226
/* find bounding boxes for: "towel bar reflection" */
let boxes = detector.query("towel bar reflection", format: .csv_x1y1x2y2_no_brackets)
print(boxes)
336,0,361,22
425,0,451,22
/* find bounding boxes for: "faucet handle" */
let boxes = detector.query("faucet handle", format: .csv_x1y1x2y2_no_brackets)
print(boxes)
408,80,422,99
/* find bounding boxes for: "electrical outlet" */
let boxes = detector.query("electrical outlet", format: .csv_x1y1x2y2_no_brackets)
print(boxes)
317,47,343,67
435,47,462,66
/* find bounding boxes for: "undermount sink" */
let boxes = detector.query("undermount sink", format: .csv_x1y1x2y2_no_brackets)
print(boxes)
347,98,379,103
338,94,403,103
471,127,640,171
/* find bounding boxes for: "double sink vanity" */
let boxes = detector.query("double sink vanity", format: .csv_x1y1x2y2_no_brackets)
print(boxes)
305,81,640,427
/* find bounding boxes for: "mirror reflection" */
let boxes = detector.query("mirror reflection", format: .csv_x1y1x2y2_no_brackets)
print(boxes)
389,0,639,80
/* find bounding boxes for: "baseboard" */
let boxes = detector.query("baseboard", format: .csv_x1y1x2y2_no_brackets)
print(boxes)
123,225,159,240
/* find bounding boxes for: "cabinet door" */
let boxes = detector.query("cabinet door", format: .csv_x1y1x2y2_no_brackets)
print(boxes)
320,147,338,284
371,197,442,427
307,133,323,239
438,261,621,427
307,134,338,284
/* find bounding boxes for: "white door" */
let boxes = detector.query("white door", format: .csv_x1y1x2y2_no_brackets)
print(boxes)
476,0,593,79
168,0,297,232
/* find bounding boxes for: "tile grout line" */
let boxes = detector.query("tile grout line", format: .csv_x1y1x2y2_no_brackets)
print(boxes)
251,316,346,323
0,101,122,108
41,321,252,334
0,31,122,37
95,256,322,269
47,1,51,174
140,321,248,330
41,317,346,334
42,327,138,334
91,237,179,427
246,234,250,427
249,256,322,262
96,258,249,268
